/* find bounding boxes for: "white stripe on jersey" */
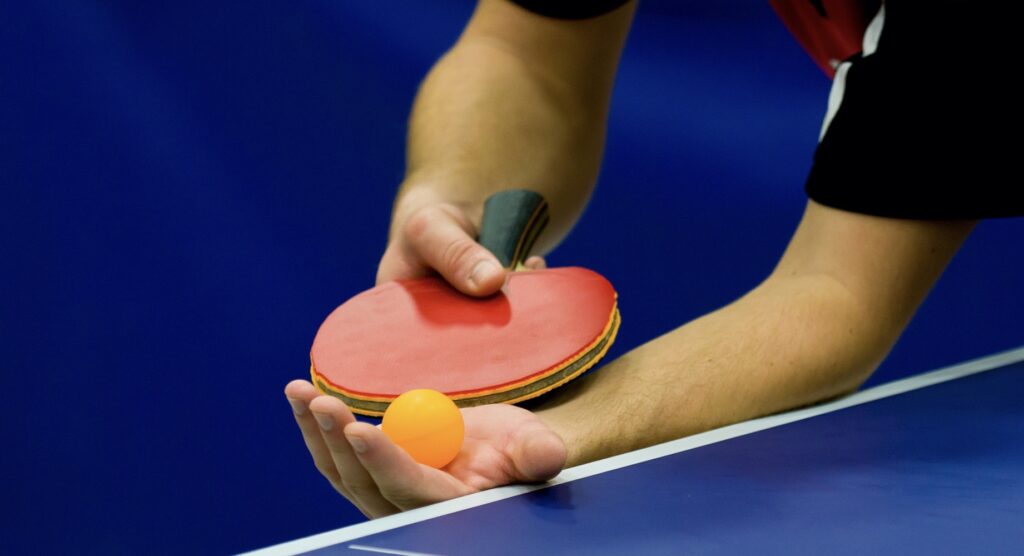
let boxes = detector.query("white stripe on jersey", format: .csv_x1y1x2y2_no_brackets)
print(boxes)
819,3,886,141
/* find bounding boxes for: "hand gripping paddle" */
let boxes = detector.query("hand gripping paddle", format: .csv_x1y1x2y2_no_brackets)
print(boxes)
310,189,620,416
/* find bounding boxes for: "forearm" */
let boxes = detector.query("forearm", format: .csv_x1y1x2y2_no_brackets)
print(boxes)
394,44,605,248
537,202,974,467
537,273,891,466
391,2,632,250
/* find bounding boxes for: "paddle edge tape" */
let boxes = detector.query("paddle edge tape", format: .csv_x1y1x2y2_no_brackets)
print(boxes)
311,302,621,417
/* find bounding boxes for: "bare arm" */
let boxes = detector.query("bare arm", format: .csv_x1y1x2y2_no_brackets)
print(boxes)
538,201,976,465
379,0,635,292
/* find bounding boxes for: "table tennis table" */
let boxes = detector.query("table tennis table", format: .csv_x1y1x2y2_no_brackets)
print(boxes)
248,346,1024,555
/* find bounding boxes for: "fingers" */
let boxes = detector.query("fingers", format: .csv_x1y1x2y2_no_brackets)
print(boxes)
284,381,348,493
307,396,400,518
285,381,397,517
400,204,507,296
344,422,474,509
524,256,547,270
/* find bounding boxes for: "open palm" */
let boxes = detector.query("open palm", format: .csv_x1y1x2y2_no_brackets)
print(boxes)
285,380,567,518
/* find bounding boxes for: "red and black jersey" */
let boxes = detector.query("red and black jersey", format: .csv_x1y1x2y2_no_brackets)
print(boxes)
769,0,880,76
508,0,1024,219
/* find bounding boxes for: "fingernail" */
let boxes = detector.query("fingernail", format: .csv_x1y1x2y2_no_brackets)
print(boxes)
314,413,334,431
346,433,368,454
287,398,306,416
468,260,500,289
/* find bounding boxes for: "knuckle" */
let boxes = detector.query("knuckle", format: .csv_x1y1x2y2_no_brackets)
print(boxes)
403,205,442,240
329,479,352,499
342,479,380,501
403,203,473,241
380,487,424,510
314,460,340,482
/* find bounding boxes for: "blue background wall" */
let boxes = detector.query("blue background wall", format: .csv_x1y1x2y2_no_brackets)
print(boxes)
2,1,1020,553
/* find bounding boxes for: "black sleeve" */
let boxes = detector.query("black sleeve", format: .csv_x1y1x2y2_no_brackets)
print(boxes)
805,1,1024,219
508,0,631,20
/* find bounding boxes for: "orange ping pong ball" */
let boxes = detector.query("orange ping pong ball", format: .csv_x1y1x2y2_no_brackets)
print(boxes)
381,389,465,469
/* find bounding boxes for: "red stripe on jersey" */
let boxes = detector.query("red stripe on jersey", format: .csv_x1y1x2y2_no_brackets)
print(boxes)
770,0,880,76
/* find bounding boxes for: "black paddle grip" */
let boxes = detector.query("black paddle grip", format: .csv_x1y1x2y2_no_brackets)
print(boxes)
477,190,550,270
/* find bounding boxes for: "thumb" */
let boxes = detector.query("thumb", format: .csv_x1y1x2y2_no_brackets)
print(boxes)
508,423,568,482
402,204,507,296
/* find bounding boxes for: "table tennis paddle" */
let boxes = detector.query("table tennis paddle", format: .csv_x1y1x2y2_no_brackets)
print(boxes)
310,189,620,416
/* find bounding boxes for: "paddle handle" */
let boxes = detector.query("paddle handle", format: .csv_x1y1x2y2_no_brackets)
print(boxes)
477,190,550,270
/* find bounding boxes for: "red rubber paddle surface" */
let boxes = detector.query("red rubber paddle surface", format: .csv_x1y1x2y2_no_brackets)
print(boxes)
311,267,617,400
